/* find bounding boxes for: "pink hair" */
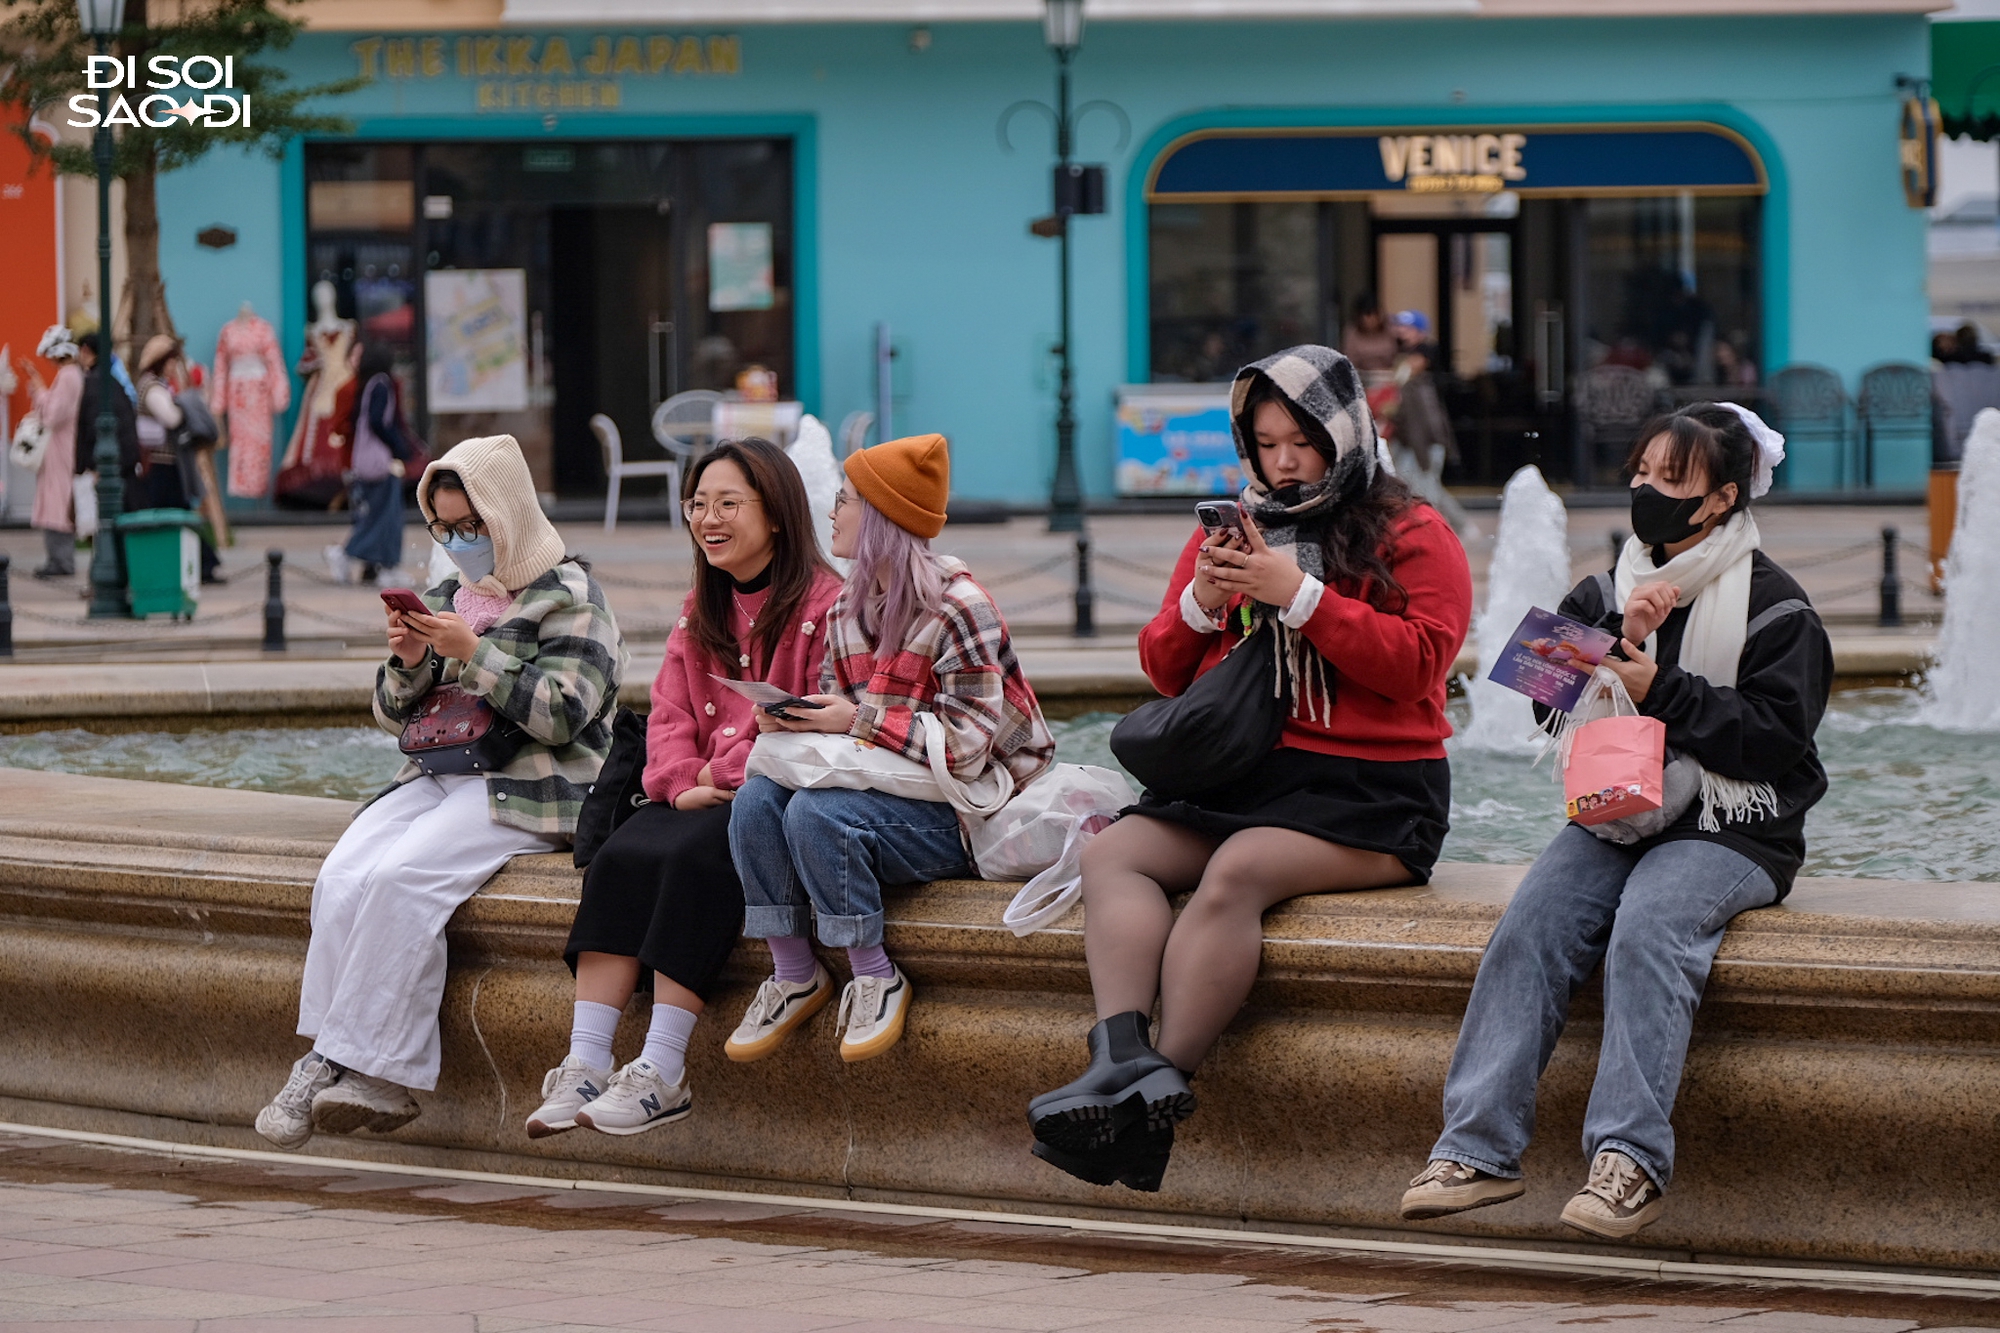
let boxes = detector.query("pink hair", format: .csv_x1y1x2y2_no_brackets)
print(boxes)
847,497,947,663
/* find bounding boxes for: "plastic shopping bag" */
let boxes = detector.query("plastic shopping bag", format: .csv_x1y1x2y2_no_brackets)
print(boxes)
1562,713,1665,825
970,762,1135,881
72,475,99,539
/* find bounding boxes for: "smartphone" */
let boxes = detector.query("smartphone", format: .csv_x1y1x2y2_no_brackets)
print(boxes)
380,588,429,617
707,673,827,719
1195,500,1246,540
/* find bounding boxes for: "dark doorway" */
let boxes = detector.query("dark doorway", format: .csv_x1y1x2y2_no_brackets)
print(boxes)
550,205,674,497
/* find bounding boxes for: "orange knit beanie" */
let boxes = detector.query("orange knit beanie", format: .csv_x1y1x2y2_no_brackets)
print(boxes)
844,433,950,539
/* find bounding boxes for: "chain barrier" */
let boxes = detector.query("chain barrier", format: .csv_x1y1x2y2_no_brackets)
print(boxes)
1093,552,1176,583
592,569,694,592
977,553,1072,588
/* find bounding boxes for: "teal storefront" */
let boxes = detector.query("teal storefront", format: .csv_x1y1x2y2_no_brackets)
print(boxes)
154,11,1933,506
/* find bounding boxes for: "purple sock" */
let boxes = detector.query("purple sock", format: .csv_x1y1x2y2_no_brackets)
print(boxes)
766,935,819,984
847,943,895,980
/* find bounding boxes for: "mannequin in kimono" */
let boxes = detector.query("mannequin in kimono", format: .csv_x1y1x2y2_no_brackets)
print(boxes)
275,282,355,508
212,301,291,500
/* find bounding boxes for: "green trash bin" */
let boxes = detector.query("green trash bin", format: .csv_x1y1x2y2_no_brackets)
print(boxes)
115,508,202,620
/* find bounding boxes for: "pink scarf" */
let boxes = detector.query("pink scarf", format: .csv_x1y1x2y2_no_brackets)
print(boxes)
453,586,515,635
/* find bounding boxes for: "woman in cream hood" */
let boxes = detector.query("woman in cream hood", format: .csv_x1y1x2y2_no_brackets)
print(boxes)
254,434,626,1152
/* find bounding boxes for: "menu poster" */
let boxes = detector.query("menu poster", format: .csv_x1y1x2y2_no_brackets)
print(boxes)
1486,607,1618,712
425,268,528,413
708,222,775,311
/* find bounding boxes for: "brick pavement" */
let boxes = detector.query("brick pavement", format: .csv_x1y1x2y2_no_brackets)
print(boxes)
0,1132,1993,1333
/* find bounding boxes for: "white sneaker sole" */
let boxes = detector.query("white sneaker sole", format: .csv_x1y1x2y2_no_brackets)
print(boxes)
524,1110,582,1139
575,1096,692,1136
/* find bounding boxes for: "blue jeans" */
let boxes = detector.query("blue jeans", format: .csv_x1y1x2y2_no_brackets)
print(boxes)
729,776,973,948
1432,824,1777,1190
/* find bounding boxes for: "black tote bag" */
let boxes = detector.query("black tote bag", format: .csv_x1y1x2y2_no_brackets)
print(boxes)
1110,618,1291,801
572,707,650,868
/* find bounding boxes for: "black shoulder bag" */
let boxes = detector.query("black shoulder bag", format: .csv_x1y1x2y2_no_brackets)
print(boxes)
573,707,650,868
1110,616,1291,801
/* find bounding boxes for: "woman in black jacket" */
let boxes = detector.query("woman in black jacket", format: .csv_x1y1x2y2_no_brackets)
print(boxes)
1399,402,1832,1241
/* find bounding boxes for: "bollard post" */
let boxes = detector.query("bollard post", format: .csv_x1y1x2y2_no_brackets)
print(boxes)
1073,534,1095,639
262,549,287,652
1609,529,1627,566
1879,525,1902,629
0,553,12,658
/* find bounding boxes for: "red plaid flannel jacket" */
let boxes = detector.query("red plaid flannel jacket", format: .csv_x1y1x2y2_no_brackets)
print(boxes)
821,558,1055,788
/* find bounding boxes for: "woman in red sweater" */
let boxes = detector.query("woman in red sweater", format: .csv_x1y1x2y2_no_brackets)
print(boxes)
1029,345,1472,1190
525,437,842,1138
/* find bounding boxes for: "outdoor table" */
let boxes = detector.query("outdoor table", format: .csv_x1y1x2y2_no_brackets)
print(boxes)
712,400,803,448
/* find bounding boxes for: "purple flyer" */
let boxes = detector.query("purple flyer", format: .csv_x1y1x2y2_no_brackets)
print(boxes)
1485,607,1618,712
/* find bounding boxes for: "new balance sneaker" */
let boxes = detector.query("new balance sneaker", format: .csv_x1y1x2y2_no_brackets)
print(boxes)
1560,1150,1665,1239
1399,1159,1527,1220
310,1070,421,1136
724,962,835,1062
835,965,912,1063
254,1052,340,1151
525,1054,613,1139
573,1058,691,1135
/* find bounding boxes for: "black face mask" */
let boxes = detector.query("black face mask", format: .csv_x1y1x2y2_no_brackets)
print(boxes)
1629,484,1710,548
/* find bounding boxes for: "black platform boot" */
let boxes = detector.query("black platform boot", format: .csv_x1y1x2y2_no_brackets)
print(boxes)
1027,1011,1195,1155
1031,1120,1175,1193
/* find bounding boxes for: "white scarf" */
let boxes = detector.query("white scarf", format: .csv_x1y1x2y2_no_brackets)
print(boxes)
1611,510,1778,831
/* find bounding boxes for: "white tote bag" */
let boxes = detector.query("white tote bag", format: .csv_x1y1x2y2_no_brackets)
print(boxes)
743,730,945,803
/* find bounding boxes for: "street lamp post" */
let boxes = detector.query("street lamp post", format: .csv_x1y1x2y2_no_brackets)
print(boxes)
1044,0,1084,534
79,0,129,618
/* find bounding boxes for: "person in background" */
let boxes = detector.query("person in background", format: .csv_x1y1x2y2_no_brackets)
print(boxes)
20,326,83,579
326,343,417,587
133,335,221,583
1386,311,1471,533
1028,346,1471,1191
1953,324,1993,366
254,434,623,1152
1400,403,1830,1241
526,437,841,1139
725,433,1055,1065
1340,293,1397,375
73,333,141,519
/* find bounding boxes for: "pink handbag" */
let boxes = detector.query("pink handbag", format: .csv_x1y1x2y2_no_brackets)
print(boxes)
1562,714,1665,825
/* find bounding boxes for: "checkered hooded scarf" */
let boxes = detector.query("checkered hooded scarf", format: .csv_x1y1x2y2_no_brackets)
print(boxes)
1229,344,1383,722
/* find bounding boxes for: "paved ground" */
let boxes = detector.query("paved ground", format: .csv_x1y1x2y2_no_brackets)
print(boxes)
0,502,1940,660
0,1130,1995,1333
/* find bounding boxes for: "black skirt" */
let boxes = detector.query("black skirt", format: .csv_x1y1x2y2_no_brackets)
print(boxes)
1127,746,1452,882
564,800,744,1000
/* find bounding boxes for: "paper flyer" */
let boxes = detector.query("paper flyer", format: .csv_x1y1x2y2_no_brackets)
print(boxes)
1485,607,1618,712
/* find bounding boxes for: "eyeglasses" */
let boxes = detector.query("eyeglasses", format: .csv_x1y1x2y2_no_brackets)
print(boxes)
682,496,762,523
833,492,853,511
426,517,487,544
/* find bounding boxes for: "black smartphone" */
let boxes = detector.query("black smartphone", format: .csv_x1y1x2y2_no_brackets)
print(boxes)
764,698,827,721
1195,500,1246,540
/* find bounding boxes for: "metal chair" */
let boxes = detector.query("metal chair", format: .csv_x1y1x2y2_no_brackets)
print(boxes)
1767,365,1851,488
1857,362,1933,486
836,410,875,458
1574,364,1662,487
593,413,681,533
651,389,722,466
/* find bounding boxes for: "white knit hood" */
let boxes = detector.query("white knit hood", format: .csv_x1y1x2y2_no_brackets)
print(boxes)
417,434,566,595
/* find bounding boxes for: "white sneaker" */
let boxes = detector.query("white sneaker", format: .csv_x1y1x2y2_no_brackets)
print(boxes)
254,1052,340,1151
573,1058,691,1135
723,962,834,1063
525,1054,613,1139
310,1069,420,1136
322,543,354,585
836,965,913,1063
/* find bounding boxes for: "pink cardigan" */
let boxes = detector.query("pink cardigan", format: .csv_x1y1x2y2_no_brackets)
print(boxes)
644,569,844,806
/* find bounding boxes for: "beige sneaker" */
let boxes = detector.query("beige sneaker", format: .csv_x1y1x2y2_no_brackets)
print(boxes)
1399,1158,1526,1220
724,963,834,1062
1560,1150,1665,1238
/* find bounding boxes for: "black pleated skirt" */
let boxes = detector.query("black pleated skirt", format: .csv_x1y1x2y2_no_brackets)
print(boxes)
1127,746,1452,882
563,800,744,1000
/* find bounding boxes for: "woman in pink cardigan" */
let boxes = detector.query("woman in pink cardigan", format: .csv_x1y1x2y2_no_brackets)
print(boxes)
527,437,842,1138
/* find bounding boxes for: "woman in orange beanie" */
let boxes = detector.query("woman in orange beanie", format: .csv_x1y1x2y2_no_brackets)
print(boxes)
723,433,1055,1064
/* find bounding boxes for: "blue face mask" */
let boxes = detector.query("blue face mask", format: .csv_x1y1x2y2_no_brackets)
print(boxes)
441,532,496,583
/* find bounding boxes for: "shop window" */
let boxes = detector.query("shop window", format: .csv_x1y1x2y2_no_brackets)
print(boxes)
1581,195,1761,389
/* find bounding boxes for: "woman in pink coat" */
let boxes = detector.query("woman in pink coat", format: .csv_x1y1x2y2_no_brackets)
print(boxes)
525,435,843,1139
24,325,84,579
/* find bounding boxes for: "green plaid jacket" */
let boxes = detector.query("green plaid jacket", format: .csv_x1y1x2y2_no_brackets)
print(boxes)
371,560,626,839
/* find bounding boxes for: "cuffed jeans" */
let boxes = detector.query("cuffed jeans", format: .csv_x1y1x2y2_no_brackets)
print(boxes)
730,776,973,948
1431,824,1777,1191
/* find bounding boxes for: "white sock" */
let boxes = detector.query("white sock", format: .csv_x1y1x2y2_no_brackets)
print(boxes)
639,1003,699,1084
569,1000,620,1071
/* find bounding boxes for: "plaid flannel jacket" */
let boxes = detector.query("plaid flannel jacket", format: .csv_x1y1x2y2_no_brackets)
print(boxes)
372,559,626,839
822,557,1055,789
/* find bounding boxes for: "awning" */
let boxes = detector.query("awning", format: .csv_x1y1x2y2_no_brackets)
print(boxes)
1146,124,1767,201
1935,18,2000,138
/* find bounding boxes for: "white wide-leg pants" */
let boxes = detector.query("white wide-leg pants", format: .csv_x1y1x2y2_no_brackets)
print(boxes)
298,775,561,1090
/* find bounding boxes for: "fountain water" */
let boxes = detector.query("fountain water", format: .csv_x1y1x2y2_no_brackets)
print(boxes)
1458,465,1573,752
1922,407,2000,732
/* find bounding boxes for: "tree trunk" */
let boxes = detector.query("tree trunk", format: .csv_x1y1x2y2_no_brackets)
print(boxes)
120,148,176,360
